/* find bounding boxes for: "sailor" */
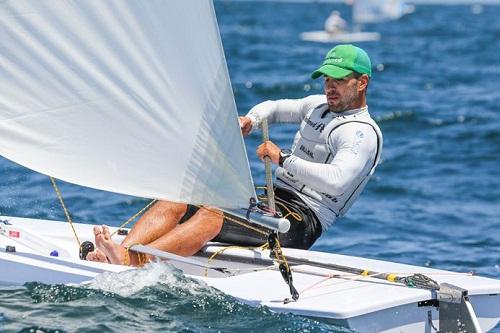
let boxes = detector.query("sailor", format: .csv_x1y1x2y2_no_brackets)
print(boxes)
87,44,382,266
239,44,383,249
324,10,347,35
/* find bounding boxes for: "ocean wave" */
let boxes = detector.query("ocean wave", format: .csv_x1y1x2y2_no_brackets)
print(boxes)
0,263,349,333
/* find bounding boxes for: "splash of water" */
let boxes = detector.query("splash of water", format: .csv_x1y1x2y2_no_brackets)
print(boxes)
83,261,212,298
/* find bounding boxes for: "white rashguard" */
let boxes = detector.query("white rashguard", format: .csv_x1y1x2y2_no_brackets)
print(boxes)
247,95,383,231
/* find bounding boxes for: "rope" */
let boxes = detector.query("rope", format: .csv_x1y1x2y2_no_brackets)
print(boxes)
261,119,276,210
207,243,269,262
275,201,302,221
272,236,291,274
123,242,150,266
110,199,158,237
196,194,299,300
203,243,268,276
293,268,473,296
50,177,81,247
195,203,296,289
269,233,299,302
49,176,158,257
256,190,303,222
298,273,337,294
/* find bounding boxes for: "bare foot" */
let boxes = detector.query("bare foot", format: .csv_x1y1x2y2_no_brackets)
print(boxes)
85,226,109,263
97,225,128,265
86,248,108,263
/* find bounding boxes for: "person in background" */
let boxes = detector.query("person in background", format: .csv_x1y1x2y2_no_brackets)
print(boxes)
324,10,347,35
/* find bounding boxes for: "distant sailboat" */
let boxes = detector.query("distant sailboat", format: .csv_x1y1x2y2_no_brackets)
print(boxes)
300,1,381,43
352,0,415,25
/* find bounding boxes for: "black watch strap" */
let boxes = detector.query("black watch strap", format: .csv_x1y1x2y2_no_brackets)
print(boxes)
279,149,292,167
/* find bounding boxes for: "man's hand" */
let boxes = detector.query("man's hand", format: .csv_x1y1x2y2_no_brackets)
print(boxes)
239,116,253,136
257,140,280,164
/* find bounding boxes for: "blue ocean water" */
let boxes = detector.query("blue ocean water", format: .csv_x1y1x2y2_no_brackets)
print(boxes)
1,2,499,332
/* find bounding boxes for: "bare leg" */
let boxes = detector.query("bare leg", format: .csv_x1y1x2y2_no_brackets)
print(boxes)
87,201,187,263
121,201,188,247
146,206,224,257
96,206,224,265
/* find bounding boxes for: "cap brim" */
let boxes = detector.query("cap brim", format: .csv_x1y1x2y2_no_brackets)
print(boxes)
311,65,353,79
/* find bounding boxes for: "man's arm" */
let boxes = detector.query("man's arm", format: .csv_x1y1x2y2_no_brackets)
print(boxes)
240,95,326,135
280,123,378,195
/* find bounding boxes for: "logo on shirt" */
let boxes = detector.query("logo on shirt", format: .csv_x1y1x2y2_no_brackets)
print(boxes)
304,117,326,133
299,145,314,159
324,193,338,203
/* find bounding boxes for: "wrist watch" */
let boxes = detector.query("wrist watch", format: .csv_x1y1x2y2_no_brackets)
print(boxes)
279,149,292,167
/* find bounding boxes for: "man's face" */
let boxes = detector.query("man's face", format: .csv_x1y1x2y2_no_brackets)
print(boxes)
324,74,363,112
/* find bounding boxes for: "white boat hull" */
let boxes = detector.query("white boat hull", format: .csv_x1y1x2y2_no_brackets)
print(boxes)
1,216,500,332
300,31,381,43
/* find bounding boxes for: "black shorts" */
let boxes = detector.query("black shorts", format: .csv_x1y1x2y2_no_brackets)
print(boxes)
179,187,322,250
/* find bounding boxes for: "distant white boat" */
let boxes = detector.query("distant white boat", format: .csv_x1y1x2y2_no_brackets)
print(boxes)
300,0,415,43
352,0,415,24
300,1,382,43
300,30,381,43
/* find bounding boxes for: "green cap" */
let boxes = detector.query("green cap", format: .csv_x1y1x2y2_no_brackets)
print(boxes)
311,44,372,79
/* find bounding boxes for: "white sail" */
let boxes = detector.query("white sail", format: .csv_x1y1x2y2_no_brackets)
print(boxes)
353,0,414,24
0,0,256,209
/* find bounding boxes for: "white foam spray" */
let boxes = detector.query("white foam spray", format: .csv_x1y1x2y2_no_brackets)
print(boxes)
83,261,215,298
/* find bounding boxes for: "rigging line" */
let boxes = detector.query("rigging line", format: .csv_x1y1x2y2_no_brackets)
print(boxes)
293,268,395,294
204,243,269,277
294,269,401,295
291,266,474,280
197,206,298,300
298,272,419,296
129,244,232,273
50,177,81,247
222,265,276,273
275,253,441,291
268,232,299,302
262,119,276,210
294,266,474,295
273,236,291,272
49,175,156,260
298,273,337,295
256,192,302,221
123,242,150,266
275,201,302,221
50,175,157,245
110,199,158,237
130,243,275,274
